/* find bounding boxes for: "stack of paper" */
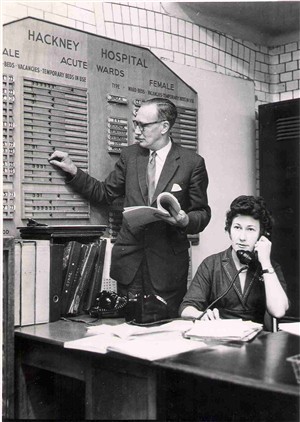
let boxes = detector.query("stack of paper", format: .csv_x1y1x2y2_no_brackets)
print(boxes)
183,319,263,342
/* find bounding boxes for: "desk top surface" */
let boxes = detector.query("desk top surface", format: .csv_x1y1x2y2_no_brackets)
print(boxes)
15,320,300,396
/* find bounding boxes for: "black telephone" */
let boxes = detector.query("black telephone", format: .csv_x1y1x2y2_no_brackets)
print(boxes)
89,291,128,318
237,231,271,266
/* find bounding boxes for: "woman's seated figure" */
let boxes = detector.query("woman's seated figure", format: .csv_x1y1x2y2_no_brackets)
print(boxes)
179,195,289,325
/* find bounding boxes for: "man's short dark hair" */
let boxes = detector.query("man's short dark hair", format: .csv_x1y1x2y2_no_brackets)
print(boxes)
143,97,177,128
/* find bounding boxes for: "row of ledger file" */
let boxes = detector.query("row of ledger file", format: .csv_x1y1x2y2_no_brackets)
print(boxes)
14,237,116,326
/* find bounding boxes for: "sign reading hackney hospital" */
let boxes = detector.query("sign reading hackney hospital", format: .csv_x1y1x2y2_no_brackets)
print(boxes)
3,18,197,234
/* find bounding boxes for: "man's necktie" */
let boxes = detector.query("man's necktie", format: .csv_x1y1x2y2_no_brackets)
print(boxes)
147,151,157,205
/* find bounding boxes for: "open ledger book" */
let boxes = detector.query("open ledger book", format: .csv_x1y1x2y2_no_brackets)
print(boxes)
123,192,181,228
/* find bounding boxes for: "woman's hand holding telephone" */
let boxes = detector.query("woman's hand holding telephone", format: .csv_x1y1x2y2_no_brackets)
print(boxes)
254,235,272,268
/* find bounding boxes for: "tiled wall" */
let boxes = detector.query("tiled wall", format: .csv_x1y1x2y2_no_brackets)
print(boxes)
3,1,299,106
2,1,300,192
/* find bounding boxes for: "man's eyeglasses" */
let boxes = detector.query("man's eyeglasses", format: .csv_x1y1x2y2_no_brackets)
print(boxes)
133,120,164,132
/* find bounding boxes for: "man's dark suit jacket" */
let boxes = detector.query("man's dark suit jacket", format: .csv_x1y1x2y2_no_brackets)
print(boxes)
68,142,211,300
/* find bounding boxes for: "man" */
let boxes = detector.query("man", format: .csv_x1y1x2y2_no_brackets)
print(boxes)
49,97,211,317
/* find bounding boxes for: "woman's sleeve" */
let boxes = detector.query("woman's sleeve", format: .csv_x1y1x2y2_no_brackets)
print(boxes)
179,259,213,315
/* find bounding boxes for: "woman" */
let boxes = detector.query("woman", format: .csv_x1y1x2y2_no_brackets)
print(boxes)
179,195,289,325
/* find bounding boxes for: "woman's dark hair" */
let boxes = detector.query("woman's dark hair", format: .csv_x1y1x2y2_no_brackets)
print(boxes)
225,195,273,238
142,98,177,128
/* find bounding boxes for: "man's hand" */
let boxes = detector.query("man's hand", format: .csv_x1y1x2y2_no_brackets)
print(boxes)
155,209,189,228
48,150,78,177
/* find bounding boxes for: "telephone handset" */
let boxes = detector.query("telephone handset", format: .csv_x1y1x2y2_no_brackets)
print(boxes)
237,231,271,266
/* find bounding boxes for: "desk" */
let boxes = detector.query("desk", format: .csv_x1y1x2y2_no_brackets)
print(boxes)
15,321,299,421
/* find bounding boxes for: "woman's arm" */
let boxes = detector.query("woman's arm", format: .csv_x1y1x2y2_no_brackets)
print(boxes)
255,236,289,318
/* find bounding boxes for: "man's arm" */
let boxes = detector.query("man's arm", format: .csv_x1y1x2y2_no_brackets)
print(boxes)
49,150,126,204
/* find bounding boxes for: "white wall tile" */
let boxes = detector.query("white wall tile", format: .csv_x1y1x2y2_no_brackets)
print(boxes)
155,12,163,31
130,7,139,27
269,63,286,74
186,38,193,55
199,43,206,59
193,24,200,42
123,25,133,44
212,48,219,64
171,17,178,35
131,25,140,45
52,3,68,17
280,52,292,63
193,41,199,57
280,91,293,101
293,69,300,79
156,31,164,48
293,89,300,98
199,27,207,43
105,22,115,39
138,9,147,27
147,10,155,28
178,36,186,54
112,3,122,23
121,4,131,24
44,12,76,28
213,33,219,48
286,80,299,91
286,61,298,72
68,4,95,25
103,2,113,21
285,42,298,53
292,50,300,61
178,19,185,37
148,29,156,48
164,32,172,51
269,55,279,65
206,30,213,46
172,34,179,52
206,45,213,62
186,21,193,39
140,28,148,46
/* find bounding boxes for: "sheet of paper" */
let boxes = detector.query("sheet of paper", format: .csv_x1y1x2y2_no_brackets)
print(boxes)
86,319,195,339
107,332,208,361
278,322,300,336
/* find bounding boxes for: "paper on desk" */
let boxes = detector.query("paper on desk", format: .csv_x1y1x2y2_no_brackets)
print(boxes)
63,330,208,359
278,322,300,336
86,319,195,340
107,331,208,361
184,319,263,342
63,333,121,354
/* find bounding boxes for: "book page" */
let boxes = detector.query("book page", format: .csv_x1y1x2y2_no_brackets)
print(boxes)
122,192,181,228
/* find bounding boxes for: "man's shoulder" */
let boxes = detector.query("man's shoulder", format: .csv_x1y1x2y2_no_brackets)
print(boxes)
172,142,204,161
121,143,147,157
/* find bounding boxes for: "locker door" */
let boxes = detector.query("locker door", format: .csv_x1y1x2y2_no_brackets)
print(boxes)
259,99,299,318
